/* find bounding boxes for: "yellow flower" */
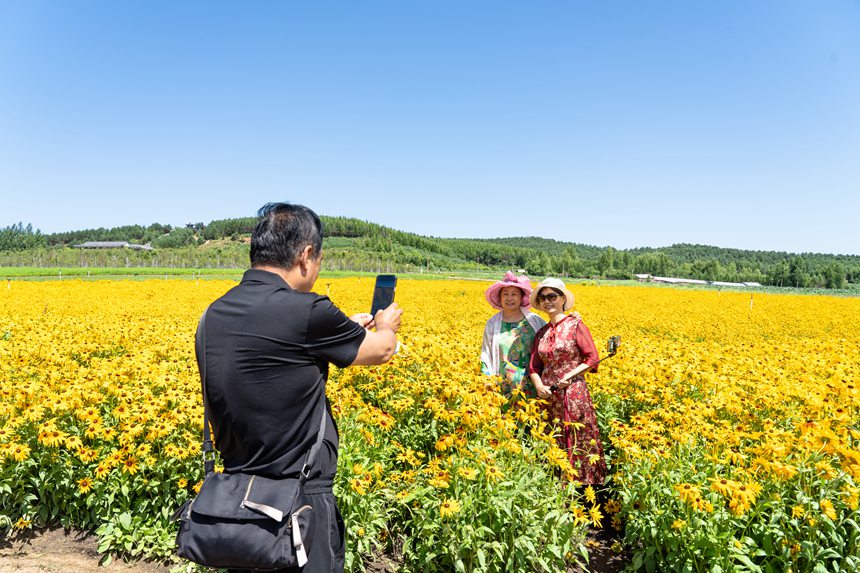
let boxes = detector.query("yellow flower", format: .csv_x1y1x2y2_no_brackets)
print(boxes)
571,505,589,526
709,477,734,497
435,434,455,452
604,499,621,514
39,429,65,447
820,498,837,521
13,517,32,530
10,443,30,462
584,486,597,504
428,471,450,489
843,485,859,510
791,505,805,519
673,483,701,505
94,463,111,479
77,477,94,494
671,519,687,530
458,467,478,480
815,460,837,480
121,457,139,475
350,478,367,495
589,505,604,528
485,466,504,483
64,435,84,451
440,498,461,518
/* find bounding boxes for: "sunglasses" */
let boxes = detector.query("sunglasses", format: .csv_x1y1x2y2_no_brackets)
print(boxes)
536,292,562,303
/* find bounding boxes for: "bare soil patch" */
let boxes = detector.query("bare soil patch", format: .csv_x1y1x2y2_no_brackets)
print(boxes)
1,525,629,573
0,528,169,573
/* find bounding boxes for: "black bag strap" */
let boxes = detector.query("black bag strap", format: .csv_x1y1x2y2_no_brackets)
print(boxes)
195,308,327,483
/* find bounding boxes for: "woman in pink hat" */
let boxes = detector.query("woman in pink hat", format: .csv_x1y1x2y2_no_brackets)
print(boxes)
480,271,546,399
528,277,607,486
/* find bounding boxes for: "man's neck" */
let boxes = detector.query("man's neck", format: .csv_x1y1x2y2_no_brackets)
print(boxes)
253,265,310,292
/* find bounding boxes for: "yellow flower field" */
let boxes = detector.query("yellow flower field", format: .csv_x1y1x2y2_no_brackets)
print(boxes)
0,278,858,571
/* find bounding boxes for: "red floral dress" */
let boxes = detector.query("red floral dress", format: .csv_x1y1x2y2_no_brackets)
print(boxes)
529,315,607,486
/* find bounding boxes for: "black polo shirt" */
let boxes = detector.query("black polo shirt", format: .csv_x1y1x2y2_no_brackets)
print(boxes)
198,269,366,478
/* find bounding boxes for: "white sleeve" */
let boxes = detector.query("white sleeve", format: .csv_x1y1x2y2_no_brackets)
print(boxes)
480,320,494,375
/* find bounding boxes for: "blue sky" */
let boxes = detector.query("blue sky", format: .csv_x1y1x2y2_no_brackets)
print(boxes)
2,1,858,255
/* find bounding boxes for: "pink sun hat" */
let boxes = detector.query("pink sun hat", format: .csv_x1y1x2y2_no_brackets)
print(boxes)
484,271,534,310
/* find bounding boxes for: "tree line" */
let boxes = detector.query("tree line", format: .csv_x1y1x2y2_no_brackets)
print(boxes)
2,218,857,289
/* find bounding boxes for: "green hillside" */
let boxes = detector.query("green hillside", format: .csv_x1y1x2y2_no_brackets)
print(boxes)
1,217,858,289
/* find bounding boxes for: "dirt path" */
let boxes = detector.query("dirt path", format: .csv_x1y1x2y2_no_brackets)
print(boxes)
0,529,169,573
575,526,630,573
1,526,629,573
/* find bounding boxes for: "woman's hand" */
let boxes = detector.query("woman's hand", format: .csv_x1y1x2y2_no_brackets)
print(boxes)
535,381,553,400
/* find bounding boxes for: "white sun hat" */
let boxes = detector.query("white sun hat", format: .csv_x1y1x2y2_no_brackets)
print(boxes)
530,277,575,312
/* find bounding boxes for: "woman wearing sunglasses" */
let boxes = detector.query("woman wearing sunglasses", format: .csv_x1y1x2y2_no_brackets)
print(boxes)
528,278,607,486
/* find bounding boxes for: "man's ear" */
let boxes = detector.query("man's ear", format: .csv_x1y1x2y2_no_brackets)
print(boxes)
299,245,314,264
298,245,314,271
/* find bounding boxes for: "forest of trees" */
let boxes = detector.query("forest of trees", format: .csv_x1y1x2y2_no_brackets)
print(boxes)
2,218,857,290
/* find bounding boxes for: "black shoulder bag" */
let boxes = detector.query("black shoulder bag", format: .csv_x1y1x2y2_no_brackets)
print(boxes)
174,309,324,570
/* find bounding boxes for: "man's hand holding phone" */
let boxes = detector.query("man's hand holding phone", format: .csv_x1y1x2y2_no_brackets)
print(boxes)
350,302,402,366
373,303,402,334
349,275,401,366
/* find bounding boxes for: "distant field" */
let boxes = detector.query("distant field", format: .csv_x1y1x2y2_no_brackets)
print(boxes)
0,267,242,279
1,266,858,295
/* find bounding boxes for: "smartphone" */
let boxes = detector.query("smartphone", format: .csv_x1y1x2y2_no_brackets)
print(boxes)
607,335,621,355
370,274,397,315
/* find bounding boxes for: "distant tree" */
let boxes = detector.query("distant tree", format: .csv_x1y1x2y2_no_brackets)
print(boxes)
788,256,810,288
691,259,721,282
823,262,847,289
559,247,582,277
526,252,553,276
616,251,633,274
596,247,616,276
0,223,46,251
151,227,196,248
633,252,674,277
767,260,790,287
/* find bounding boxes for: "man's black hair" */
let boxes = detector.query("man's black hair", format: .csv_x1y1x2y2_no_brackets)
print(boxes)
250,203,323,269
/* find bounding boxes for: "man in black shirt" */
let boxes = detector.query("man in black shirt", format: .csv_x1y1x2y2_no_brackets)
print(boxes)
199,203,402,573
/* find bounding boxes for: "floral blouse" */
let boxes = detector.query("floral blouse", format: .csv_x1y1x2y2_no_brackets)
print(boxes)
528,315,600,384
490,317,539,398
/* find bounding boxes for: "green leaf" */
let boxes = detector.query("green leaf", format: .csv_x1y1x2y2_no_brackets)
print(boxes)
645,557,657,573
734,554,761,572
118,512,132,530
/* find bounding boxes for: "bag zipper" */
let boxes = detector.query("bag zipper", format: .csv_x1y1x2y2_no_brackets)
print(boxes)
242,475,256,503
291,505,312,520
